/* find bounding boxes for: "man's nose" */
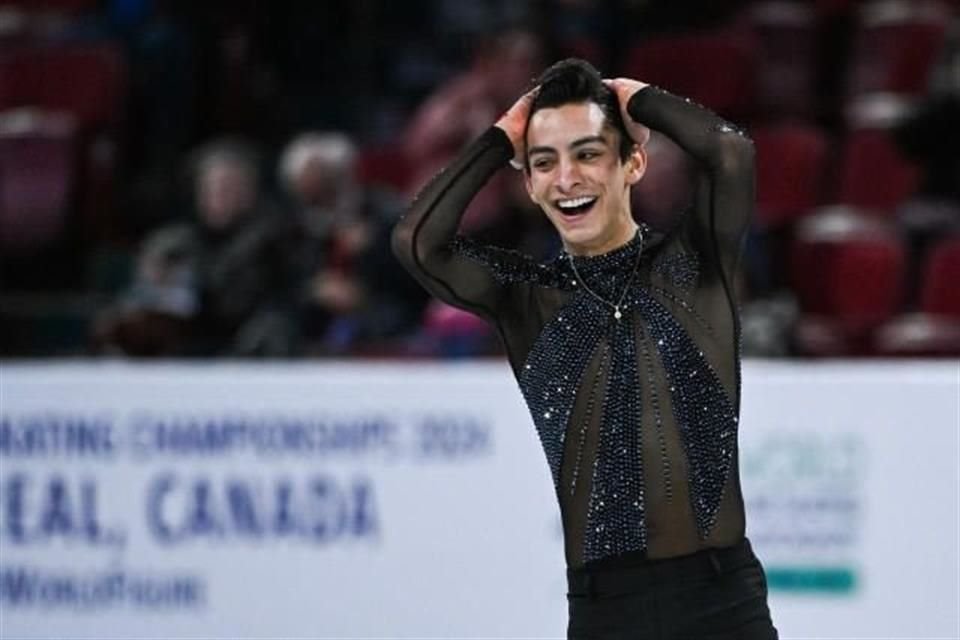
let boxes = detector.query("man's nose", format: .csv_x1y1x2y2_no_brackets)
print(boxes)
556,159,582,192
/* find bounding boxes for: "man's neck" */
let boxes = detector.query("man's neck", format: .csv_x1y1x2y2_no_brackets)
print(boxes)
567,221,639,257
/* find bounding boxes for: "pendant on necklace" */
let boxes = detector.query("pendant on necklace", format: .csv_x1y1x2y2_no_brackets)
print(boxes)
614,308,622,321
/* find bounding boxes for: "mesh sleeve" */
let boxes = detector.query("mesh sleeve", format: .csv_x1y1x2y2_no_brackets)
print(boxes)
391,127,516,322
627,86,755,278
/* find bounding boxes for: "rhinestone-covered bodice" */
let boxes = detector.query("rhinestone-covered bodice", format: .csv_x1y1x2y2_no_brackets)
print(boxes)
454,226,741,565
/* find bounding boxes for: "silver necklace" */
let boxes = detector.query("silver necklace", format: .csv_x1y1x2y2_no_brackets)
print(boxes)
567,226,645,321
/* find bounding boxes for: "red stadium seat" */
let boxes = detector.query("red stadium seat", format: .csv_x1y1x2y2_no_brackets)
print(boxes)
846,1,950,98
790,207,906,337
835,126,919,214
0,43,126,131
0,110,77,255
748,2,818,118
0,43,126,243
920,235,960,317
621,32,757,120
752,122,830,227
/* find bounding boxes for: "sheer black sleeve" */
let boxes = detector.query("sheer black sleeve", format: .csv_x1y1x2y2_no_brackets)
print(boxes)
627,86,755,277
391,127,516,322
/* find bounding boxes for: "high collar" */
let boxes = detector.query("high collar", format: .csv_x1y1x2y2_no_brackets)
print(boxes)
561,224,650,277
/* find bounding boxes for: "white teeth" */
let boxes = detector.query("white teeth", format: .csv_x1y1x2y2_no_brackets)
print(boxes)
557,196,598,209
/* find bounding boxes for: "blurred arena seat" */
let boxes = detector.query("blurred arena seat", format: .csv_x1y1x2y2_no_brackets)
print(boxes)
621,31,757,120
835,119,920,214
920,234,960,317
0,42,125,130
846,0,951,99
753,122,831,227
873,234,960,356
0,109,76,256
789,206,906,354
747,1,818,119
0,41,127,245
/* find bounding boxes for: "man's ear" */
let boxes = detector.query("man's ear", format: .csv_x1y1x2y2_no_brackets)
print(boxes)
624,144,647,185
524,170,538,205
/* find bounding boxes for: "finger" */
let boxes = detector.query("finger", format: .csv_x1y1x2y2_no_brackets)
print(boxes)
602,79,627,103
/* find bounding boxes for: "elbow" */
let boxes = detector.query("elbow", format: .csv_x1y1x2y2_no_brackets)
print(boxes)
391,218,415,268
714,130,755,178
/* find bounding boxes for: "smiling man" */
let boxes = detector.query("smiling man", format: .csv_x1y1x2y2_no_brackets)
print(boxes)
521,74,648,257
393,59,777,639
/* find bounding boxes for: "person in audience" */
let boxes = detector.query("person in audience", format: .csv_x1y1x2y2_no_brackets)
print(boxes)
95,138,296,356
402,28,546,233
279,132,427,354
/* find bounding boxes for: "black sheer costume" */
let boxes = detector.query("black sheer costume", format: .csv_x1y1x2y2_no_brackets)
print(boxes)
392,86,755,569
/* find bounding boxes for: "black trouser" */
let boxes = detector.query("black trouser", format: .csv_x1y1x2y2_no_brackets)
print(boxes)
566,539,778,639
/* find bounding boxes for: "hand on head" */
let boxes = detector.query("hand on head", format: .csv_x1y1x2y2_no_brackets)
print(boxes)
494,86,539,169
496,78,652,171
603,78,651,147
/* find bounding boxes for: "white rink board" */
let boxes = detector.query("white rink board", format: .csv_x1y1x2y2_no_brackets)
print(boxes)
0,360,958,639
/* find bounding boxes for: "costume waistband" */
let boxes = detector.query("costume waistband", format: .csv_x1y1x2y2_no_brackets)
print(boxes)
566,538,758,598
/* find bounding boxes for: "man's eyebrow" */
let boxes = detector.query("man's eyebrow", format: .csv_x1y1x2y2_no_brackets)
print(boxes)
570,135,607,148
527,145,556,157
527,135,608,157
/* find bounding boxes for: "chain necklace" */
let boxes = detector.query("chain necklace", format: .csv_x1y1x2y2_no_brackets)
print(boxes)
567,226,645,321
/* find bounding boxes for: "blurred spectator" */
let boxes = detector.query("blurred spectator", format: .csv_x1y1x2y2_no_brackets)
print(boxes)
403,27,544,166
94,138,296,356
279,132,428,355
402,28,545,232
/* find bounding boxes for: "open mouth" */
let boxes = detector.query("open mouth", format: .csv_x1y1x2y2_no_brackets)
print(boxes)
555,196,598,217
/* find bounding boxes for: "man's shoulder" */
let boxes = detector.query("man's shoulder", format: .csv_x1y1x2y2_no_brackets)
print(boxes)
450,235,565,288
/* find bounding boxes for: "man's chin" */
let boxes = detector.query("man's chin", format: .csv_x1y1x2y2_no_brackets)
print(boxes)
558,229,602,255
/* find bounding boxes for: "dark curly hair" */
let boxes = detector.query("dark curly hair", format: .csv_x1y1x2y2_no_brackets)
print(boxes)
523,58,634,169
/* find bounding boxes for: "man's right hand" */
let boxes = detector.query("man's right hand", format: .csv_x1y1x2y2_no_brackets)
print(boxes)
494,87,538,169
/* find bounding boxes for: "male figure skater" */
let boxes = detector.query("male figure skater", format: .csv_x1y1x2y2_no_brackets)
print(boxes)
393,59,777,639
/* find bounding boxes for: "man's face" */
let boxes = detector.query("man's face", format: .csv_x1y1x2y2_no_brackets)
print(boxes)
293,157,342,208
197,162,256,230
524,102,646,255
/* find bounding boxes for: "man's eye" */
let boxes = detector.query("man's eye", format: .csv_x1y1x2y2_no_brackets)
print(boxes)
532,159,553,170
580,150,600,160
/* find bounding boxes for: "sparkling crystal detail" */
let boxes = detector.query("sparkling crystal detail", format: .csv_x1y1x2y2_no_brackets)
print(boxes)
582,316,646,562
652,250,700,291
449,236,565,287
628,286,738,538
570,344,610,497
520,294,604,485
638,326,674,502
454,222,740,559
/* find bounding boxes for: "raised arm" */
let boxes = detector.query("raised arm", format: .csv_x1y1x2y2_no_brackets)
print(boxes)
391,90,534,321
607,79,755,276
